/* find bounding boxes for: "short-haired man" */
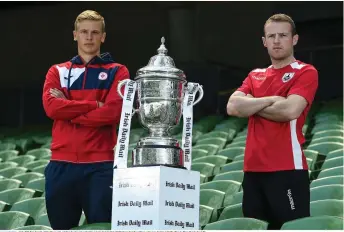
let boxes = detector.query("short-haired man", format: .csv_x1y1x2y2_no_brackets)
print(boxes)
227,14,318,229
42,10,129,229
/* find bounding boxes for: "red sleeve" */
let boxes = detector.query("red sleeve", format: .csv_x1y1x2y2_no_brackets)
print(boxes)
70,65,130,127
42,65,98,120
236,76,252,95
287,67,319,105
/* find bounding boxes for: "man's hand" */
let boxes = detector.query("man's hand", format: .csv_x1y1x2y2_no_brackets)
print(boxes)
50,88,67,99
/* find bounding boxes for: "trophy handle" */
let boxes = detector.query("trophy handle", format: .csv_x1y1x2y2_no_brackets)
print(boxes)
117,79,131,99
193,85,204,106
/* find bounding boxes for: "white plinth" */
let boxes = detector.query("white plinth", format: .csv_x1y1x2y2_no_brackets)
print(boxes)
111,166,200,230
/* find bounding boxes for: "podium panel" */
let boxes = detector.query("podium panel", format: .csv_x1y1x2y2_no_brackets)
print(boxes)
111,166,200,230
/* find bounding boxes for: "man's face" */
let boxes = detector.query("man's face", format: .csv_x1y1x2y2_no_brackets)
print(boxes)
262,21,298,61
73,20,106,55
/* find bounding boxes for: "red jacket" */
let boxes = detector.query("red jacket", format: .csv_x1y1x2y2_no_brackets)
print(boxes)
42,53,129,163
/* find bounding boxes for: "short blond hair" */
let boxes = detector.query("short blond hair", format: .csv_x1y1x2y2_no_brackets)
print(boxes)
264,13,297,36
74,10,105,32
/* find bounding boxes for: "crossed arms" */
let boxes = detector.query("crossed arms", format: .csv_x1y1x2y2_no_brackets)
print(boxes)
42,65,129,127
226,91,308,122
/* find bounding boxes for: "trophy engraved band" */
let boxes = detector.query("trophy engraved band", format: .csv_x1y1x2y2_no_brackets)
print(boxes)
114,37,203,170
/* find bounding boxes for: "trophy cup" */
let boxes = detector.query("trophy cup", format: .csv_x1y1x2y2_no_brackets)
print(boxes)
111,37,202,230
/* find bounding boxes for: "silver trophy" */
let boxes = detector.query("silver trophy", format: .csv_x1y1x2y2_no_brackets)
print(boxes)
117,37,203,168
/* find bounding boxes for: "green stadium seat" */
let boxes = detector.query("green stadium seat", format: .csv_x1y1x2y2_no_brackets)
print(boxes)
40,143,51,149
224,191,243,206
14,225,53,230
220,161,244,173
307,142,343,156
198,131,229,141
312,130,343,140
233,154,244,161
310,184,343,202
310,199,343,217
321,157,343,170
0,150,19,162
311,123,343,133
26,149,51,160
196,138,227,150
233,135,247,142
10,197,46,222
26,178,45,194
192,149,209,160
199,205,218,228
317,166,343,179
193,144,219,156
310,136,343,145
281,215,343,230
32,136,51,145
204,218,268,230
226,141,246,148
0,201,10,212
310,176,343,188
0,211,34,229
9,155,36,167
0,179,22,192
191,163,216,177
12,172,44,187
31,165,47,174
217,147,245,161
24,160,49,170
0,167,28,178
0,161,18,170
218,203,243,220
200,174,207,183
193,155,229,175
35,213,50,227
213,170,244,183
200,180,241,194
303,149,318,160
326,149,343,160
72,223,111,230
0,188,37,205
38,154,51,160
200,189,225,209
0,143,16,152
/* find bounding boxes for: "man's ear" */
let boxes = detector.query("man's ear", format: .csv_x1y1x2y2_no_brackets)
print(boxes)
101,32,106,43
262,36,267,48
293,34,299,46
73,31,77,41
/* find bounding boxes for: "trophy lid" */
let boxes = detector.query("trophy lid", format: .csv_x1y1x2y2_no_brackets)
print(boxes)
135,37,186,80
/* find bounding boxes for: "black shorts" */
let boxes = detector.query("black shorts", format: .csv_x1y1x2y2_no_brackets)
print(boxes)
242,170,310,230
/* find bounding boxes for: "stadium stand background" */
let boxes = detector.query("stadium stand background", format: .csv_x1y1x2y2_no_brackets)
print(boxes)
0,1,342,230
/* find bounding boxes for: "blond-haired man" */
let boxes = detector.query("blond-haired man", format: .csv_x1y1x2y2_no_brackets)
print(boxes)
42,10,129,229
227,14,318,229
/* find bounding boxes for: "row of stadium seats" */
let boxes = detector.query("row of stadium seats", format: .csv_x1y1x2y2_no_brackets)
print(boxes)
0,98,342,230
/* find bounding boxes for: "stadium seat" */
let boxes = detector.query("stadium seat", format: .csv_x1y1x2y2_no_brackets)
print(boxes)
281,215,343,230
233,154,244,161
0,162,18,170
0,143,16,152
311,123,343,133
218,203,243,220
310,199,343,217
307,142,343,156
193,155,229,174
310,184,343,202
14,225,52,230
197,131,229,141
217,147,245,161
310,176,343,188
10,197,46,222
204,218,268,230
0,150,19,162
24,160,49,170
0,188,37,205
226,141,246,148
232,135,247,142
26,149,51,160
191,149,208,160
9,155,36,167
200,189,225,209
12,172,44,187
326,149,343,160
220,161,244,173
191,163,216,177
320,156,343,170
312,129,343,139
200,180,241,194
317,166,343,179
0,167,28,178
72,223,111,230
0,211,34,229
193,144,220,156
310,136,343,145
26,178,45,194
224,191,243,206
0,179,22,192
303,149,318,160
213,170,244,183
31,165,47,174
200,174,207,183
199,205,218,227
196,138,227,150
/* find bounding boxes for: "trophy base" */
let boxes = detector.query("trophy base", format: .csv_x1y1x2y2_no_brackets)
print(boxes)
132,137,184,168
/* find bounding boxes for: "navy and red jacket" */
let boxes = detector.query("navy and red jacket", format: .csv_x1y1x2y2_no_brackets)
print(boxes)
42,53,129,163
